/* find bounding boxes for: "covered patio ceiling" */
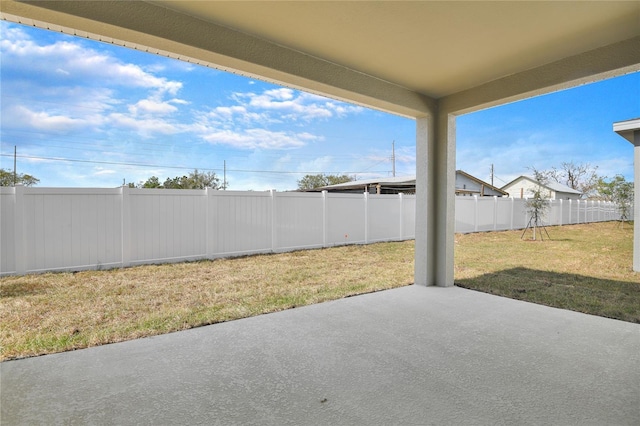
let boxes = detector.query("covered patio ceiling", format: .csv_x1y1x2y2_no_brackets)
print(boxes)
2,1,639,117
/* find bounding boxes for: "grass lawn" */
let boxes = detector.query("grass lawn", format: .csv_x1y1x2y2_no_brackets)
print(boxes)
455,222,638,323
1,221,637,360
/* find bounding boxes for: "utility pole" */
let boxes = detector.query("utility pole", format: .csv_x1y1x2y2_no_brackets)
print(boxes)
223,160,227,190
490,164,494,187
392,141,396,177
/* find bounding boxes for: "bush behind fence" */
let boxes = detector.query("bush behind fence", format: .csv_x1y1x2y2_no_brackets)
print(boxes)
0,186,621,275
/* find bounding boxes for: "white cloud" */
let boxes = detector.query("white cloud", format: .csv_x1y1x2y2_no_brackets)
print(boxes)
93,168,117,176
1,23,182,95
231,88,362,122
202,128,318,150
207,105,251,121
2,105,102,133
296,156,335,173
129,99,178,116
107,113,180,136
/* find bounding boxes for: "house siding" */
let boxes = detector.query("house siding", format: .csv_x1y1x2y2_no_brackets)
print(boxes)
502,177,581,200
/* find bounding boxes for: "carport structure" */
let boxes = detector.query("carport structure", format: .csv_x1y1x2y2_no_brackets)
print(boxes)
2,1,639,285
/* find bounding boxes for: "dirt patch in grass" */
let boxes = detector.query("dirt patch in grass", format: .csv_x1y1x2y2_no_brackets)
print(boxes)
2,222,637,361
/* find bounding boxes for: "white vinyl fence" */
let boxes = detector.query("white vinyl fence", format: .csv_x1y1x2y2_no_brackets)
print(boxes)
455,195,622,234
0,186,621,275
0,186,415,275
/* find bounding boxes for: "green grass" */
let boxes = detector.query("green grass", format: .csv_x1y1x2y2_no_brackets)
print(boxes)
455,222,639,322
1,221,637,361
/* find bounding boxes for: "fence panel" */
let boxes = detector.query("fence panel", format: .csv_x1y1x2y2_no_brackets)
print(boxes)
511,199,529,230
455,197,476,234
368,194,402,242
401,195,416,239
128,189,206,263
274,192,324,250
209,191,272,256
476,197,497,232
326,193,366,245
495,198,514,231
20,188,122,273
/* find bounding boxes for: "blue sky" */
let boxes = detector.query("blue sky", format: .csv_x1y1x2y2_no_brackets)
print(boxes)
1,21,637,191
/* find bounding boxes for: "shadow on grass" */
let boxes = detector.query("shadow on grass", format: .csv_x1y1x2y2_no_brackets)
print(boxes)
0,281,52,298
455,267,640,324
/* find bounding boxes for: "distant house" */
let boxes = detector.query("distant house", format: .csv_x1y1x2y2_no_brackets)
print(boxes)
305,176,417,194
501,176,582,200
305,171,506,196
455,170,508,197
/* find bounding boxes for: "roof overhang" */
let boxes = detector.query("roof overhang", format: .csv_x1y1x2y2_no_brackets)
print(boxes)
613,118,640,145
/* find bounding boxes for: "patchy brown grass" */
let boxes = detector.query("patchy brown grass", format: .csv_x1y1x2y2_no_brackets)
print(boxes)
1,222,637,361
1,242,414,360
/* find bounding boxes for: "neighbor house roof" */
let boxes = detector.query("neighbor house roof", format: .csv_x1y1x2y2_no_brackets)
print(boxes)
307,171,506,195
455,170,508,196
306,176,417,194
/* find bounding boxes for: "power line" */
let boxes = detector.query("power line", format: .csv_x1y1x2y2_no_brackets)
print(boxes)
0,153,216,172
0,153,389,176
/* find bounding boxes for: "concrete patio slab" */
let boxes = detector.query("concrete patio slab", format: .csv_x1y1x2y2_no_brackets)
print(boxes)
2,285,639,425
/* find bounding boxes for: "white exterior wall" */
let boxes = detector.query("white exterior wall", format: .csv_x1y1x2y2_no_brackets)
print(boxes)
455,173,503,197
502,178,582,200
503,178,553,199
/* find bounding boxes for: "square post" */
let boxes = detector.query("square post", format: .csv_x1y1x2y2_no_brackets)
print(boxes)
415,108,456,287
613,119,640,272
634,139,639,271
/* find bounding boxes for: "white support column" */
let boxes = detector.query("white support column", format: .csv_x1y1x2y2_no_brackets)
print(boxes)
613,119,639,272
633,134,639,272
415,108,456,287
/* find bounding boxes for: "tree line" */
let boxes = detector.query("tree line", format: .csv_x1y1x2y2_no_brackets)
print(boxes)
131,169,222,189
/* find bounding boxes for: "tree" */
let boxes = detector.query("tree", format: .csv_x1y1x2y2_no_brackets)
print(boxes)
596,175,633,223
0,168,39,187
542,162,600,198
297,174,354,190
141,176,162,188
523,167,551,241
139,169,221,189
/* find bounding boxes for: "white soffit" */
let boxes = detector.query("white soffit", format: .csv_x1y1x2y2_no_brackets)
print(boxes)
151,1,640,98
614,118,640,143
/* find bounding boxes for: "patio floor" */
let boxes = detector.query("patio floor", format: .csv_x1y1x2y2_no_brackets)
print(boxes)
2,285,639,425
